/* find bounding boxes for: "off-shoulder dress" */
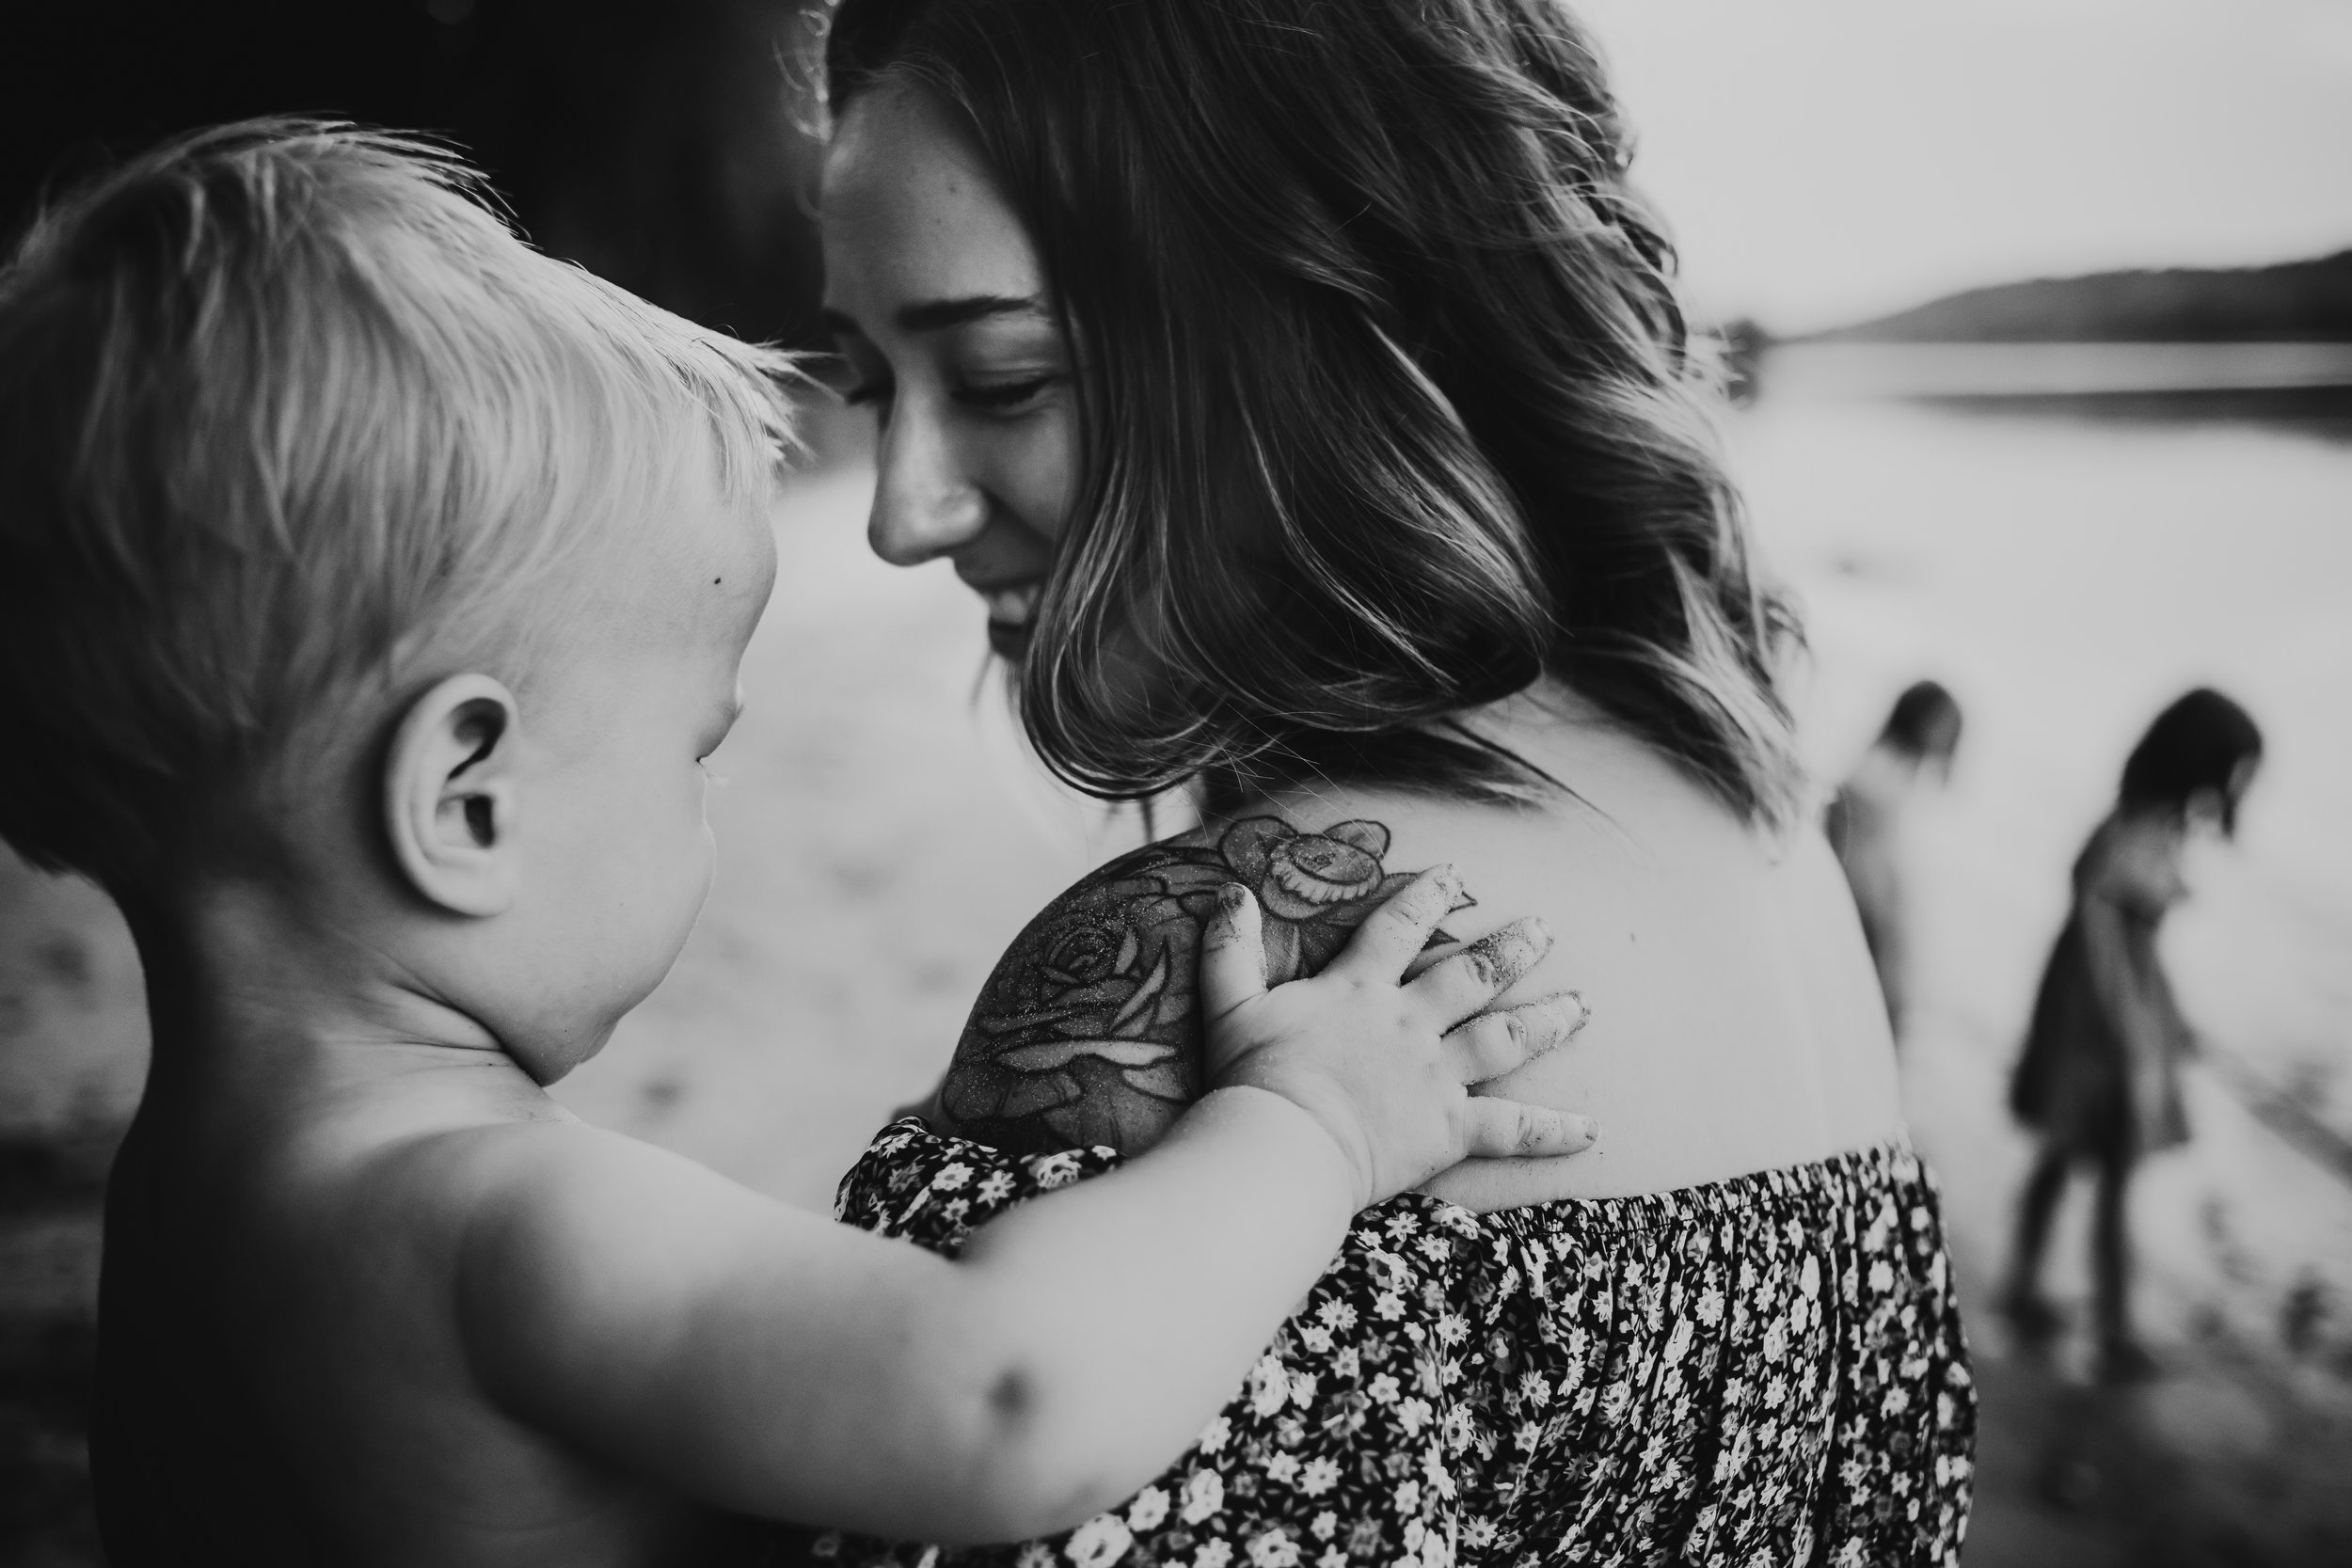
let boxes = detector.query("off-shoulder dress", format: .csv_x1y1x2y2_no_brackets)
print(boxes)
767,1119,1974,1568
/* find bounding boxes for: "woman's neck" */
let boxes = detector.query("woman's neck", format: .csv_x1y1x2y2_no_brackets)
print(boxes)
1453,674,1616,739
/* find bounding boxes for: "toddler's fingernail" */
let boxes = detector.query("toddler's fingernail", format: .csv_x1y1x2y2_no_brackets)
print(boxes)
1559,990,1589,1033
1219,881,1249,913
1571,1115,1600,1144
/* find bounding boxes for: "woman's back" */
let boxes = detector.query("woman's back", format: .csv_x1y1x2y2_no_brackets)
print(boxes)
795,746,1964,1567
1261,685,1906,1207
804,773,1964,1563
786,689,1967,1568
923,681,1905,1203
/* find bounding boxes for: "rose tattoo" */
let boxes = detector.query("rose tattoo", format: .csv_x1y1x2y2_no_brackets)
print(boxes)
935,816,1471,1157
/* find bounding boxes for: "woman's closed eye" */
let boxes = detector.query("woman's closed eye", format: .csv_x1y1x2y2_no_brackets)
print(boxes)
952,372,1061,414
834,372,1057,416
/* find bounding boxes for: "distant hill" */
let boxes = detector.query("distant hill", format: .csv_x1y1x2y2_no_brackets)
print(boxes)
1815,250,2352,343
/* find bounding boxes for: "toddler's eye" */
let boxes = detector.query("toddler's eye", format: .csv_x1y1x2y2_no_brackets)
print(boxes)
839,376,894,410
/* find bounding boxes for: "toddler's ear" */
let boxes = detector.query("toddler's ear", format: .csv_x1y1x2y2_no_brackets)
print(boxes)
385,673,522,918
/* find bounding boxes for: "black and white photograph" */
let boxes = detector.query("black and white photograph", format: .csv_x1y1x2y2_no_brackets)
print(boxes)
2,3,2347,1564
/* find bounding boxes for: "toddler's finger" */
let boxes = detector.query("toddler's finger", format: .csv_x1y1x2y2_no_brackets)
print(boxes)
1198,882,1269,1025
1406,917,1552,1027
1443,991,1588,1085
1328,865,1466,982
1460,1098,1599,1161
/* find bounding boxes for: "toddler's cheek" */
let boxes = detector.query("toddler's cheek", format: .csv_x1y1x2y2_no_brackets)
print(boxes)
654,822,721,959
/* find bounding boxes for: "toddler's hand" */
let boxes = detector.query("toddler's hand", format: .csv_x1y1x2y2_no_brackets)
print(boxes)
1199,868,1595,1210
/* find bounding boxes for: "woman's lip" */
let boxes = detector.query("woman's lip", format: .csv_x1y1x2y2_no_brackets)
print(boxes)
974,579,1044,626
986,618,1033,659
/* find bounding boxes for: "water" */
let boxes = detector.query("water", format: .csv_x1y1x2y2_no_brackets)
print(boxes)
1736,368,2352,1141
1762,341,2352,399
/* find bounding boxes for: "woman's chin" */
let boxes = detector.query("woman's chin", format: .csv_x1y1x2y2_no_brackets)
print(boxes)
986,620,1034,660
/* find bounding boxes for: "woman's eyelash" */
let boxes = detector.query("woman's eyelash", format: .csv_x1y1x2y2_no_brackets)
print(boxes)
956,375,1057,409
836,373,1058,411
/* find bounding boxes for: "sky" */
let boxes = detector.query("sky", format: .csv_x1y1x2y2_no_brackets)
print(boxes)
1571,0,2352,334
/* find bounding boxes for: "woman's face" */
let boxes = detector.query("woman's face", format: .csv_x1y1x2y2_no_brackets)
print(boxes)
820,83,1079,661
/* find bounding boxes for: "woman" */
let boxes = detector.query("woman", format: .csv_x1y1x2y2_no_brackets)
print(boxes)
2004,689,2263,1382
804,1,1973,1562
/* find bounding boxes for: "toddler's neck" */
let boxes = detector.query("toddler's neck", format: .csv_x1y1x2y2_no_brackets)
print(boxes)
124,876,547,1151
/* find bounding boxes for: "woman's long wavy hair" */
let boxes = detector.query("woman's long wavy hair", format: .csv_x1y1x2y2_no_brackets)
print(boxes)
826,0,1804,823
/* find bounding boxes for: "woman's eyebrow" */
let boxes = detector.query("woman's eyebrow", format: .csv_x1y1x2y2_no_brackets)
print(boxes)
893,293,1043,331
822,294,1046,338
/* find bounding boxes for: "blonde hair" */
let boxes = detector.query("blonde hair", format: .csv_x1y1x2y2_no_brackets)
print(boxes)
0,119,803,893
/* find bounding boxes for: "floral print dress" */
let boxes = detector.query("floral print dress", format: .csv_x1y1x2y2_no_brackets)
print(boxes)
764,1121,1976,1568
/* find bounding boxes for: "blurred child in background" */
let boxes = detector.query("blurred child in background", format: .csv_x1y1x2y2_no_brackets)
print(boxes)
2002,689,2264,1381
1827,680,1964,1038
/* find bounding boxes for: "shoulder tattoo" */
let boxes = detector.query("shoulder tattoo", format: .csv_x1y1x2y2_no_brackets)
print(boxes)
935,816,1471,1157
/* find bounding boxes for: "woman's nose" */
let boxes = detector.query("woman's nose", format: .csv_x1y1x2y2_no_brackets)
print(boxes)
867,411,989,567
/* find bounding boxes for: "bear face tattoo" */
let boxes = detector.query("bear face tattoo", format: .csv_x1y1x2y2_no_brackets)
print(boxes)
936,816,1472,1157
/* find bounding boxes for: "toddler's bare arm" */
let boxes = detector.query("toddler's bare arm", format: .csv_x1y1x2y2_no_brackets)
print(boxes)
455,872,1588,1543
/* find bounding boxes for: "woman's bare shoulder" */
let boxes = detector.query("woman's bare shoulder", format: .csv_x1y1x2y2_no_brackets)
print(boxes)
932,732,1901,1197
1249,735,1761,959
1260,752,1905,1200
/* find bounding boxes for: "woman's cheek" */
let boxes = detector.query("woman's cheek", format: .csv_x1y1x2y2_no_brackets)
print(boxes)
1010,408,1081,543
